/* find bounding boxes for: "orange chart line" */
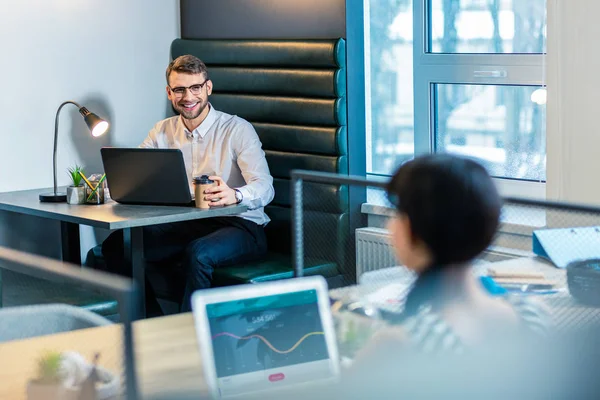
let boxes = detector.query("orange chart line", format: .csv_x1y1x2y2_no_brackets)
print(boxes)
212,331,325,354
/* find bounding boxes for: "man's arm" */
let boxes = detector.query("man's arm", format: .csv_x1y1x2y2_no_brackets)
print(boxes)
205,122,274,209
139,124,159,148
139,134,156,148
233,122,274,209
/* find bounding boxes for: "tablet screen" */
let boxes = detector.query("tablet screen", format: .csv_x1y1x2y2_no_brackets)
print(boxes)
206,289,334,398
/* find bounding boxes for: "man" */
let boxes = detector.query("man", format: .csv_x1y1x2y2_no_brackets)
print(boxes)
102,55,274,313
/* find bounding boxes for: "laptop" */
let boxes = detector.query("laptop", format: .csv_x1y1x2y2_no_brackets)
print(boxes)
100,147,193,206
191,276,340,399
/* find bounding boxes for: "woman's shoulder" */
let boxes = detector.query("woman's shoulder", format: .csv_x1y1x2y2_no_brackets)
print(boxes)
402,294,550,352
403,305,466,353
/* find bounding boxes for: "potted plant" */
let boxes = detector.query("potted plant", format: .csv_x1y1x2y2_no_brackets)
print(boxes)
66,165,86,204
27,351,78,400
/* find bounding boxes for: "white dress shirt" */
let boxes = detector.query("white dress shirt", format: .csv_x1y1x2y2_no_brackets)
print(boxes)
139,105,274,226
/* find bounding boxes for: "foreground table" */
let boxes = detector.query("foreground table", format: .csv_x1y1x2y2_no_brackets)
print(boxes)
0,313,205,400
0,187,247,315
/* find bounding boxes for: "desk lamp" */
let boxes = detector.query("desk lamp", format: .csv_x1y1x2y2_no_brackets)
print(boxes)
39,101,109,202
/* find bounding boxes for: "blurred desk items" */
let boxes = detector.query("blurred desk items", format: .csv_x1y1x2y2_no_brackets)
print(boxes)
0,313,204,400
330,257,600,330
533,226,600,268
0,188,246,316
0,246,136,400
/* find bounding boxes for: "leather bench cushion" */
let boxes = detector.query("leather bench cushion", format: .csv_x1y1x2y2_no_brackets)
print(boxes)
271,179,348,214
256,124,347,156
266,151,348,179
265,206,349,266
171,38,346,68
212,253,339,286
211,94,347,127
1,270,118,317
210,67,345,98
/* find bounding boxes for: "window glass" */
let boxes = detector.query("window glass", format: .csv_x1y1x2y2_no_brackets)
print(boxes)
429,0,547,54
434,83,546,181
367,0,414,176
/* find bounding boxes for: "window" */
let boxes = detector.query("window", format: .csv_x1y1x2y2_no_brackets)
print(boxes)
365,0,547,196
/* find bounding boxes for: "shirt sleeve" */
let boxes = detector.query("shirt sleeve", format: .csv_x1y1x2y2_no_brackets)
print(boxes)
139,124,158,148
234,121,275,210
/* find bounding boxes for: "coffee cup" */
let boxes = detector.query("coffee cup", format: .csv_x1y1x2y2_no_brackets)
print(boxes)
193,175,217,209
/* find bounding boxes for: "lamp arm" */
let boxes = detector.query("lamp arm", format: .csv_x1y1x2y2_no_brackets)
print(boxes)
52,101,82,195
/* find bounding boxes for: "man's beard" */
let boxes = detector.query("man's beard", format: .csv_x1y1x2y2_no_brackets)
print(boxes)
174,98,208,120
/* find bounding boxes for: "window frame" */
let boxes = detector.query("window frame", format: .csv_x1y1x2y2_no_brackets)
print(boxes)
413,0,547,199
364,0,546,199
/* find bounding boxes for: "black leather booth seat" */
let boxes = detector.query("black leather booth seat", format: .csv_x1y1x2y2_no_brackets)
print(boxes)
89,39,350,304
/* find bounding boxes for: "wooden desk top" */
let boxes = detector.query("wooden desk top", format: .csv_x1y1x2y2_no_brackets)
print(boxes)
0,188,246,230
0,313,205,400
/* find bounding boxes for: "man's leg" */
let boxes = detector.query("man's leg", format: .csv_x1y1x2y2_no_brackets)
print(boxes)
101,220,224,316
181,219,267,312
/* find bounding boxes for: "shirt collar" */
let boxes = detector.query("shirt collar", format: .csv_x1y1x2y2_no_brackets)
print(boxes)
180,103,217,139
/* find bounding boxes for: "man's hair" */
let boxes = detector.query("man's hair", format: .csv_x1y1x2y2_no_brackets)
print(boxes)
166,55,209,84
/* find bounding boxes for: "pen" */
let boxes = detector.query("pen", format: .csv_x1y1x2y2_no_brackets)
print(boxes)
79,171,95,190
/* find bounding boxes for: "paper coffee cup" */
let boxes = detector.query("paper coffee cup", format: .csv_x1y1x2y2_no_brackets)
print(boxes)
194,175,217,209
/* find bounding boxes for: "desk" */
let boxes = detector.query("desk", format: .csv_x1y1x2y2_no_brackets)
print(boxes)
0,313,205,400
0,188,247,315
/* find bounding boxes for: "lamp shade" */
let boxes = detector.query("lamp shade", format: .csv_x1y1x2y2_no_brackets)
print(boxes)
79,107,109,137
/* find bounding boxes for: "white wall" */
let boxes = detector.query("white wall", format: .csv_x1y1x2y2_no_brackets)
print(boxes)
0,0,180,258
546,0,600,205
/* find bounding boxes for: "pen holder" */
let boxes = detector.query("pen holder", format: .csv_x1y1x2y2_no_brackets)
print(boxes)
86,180,105,205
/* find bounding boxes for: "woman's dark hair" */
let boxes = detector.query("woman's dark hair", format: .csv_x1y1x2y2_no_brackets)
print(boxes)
386,154,502,316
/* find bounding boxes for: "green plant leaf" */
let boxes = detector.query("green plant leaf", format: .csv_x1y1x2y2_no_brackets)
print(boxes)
67,165,85,187
36,351,63,384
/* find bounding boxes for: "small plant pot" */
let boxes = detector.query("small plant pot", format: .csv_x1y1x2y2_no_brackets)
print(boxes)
27,381,78,400
66,185,86,205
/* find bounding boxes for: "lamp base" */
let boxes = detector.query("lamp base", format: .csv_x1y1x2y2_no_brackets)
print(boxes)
39,192,67,202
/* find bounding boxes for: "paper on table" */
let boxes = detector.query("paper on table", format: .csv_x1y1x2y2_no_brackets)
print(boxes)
364,282,412,314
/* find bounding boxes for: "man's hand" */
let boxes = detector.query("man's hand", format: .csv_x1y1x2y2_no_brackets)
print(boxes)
204,176,237,207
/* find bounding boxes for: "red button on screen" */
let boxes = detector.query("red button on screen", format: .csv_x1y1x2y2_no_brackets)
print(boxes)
269,373,285,382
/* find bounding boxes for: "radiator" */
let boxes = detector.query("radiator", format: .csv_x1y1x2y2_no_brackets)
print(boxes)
355,227,398,279
355,228,527,280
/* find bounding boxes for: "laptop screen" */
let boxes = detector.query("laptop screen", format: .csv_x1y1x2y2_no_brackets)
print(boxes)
206,289,334,398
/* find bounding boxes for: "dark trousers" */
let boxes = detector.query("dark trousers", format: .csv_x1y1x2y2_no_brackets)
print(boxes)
101,217,267,314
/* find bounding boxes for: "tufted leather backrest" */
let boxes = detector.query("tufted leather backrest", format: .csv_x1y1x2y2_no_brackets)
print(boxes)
171,39,349,272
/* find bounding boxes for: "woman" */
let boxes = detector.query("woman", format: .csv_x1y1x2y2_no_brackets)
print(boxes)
384,154,546,352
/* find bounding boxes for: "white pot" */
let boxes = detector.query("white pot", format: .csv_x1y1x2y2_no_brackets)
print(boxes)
27,381,78,400
66,185,86,204
95,366,120,400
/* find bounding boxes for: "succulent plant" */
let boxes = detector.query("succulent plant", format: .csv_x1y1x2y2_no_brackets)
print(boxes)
35,351,64,384
67,165,85,187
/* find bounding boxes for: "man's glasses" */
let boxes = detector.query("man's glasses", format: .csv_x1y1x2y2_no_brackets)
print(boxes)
169,79,209,97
